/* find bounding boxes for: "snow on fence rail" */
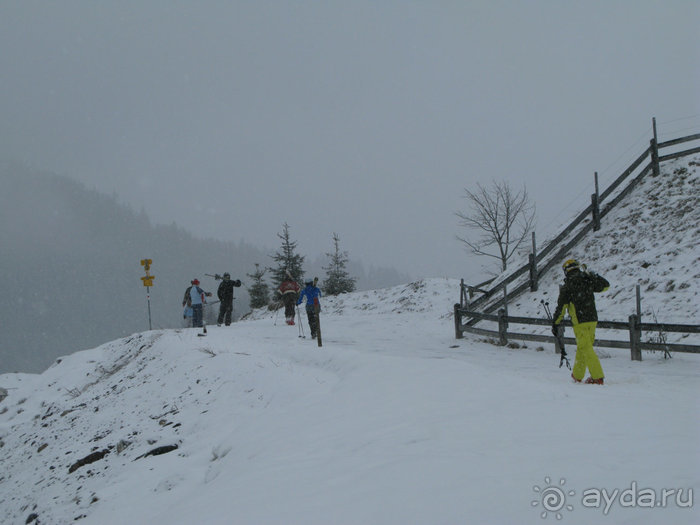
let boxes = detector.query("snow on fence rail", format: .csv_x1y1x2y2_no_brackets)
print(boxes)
461,122,700,317
453,303,700,361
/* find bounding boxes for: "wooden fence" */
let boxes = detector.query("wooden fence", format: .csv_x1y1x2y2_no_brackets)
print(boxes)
461,122,700,317
455,120,700,360
453,304,700,361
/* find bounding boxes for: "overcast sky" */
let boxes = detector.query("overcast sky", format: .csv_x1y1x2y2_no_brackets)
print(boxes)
1,1,698,282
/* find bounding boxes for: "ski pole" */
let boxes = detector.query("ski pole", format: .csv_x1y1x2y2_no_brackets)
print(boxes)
296,304,305,338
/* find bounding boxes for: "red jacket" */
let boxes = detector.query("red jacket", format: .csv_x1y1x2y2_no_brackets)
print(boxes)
279,280,301,295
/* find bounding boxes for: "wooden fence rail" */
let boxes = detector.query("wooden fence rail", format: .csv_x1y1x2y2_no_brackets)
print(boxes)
461,123,700,317
454,304,700,361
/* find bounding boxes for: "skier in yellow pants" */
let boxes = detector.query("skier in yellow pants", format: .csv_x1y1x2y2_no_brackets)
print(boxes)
571,322,605,382
553,259,609,384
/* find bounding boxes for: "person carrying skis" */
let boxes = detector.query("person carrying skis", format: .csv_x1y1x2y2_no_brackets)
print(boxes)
182,279,212,328
297,278,322,339
278,270,301,325
217,272,242,326
552,259,610,384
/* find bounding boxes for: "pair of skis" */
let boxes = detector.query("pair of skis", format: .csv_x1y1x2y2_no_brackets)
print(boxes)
541,300,570,370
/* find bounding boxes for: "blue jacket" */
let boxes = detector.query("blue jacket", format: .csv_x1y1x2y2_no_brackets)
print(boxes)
297,285,321,308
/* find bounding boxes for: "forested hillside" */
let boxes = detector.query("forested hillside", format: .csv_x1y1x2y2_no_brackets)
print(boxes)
0,163,408,373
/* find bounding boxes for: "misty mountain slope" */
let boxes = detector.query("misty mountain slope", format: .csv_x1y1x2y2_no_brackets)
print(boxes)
0,163,408,374
477,153,699,331
0,278,697,525
0,163,263,373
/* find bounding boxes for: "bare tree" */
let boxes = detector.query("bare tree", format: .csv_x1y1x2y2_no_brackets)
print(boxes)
456,181,536,272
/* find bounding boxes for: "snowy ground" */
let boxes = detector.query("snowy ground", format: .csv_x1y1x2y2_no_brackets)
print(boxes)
1,278,698,525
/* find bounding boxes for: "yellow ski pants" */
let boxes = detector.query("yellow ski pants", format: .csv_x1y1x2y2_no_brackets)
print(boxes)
571,321,604,381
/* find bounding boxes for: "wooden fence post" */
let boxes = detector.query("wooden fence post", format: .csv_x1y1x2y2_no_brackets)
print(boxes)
529,231,538,291
651,118,660,177
498,309,508,346
591,172,601,231
629,314,642,361
454,303,463,339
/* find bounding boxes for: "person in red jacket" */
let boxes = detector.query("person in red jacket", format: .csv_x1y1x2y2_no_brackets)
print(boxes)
278,271,301,325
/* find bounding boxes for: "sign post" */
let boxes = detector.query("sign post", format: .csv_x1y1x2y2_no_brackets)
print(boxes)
140,259,155,330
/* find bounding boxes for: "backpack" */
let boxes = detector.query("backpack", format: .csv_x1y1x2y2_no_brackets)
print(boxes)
183,286,193,307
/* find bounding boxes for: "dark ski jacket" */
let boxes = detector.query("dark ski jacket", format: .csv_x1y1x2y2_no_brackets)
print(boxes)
553,270,610,327
297,285,322,309
182,286,193,307
217,279,242,303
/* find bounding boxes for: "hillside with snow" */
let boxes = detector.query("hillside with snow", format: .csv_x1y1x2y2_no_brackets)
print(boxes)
1,275,698,525
473,154,699,341
1,155,698,524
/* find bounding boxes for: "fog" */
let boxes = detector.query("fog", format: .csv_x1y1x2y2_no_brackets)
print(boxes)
1,1,698,281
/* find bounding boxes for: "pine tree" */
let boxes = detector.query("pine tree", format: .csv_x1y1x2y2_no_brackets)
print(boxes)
246,263,270,309
322,232,356,296
268,222,305,288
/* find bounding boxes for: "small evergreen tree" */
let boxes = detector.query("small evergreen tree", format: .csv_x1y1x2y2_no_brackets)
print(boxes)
268,222,305,288
322,232,356,295
247,263,270,309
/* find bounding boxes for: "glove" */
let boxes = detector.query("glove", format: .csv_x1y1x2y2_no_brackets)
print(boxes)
551,324,558,336
206,292,213,297
235,279,242,287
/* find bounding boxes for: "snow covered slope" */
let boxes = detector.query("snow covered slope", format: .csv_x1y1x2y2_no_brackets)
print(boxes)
1,277,698,525
474,154,699,344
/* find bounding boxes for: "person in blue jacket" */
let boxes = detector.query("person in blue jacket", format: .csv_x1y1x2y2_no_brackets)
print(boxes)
297,278,322,339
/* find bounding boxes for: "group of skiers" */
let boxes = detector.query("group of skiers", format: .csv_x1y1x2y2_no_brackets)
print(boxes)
279,272,322,339
181,258,609,384
182,271,323,339
182,273,242,328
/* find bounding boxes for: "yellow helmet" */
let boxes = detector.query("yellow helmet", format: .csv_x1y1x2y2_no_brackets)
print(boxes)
562,259,580,274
